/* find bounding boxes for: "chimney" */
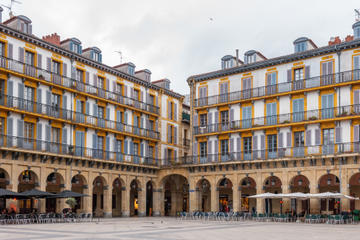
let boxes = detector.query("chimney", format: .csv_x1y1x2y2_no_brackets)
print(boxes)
345,35,354,42
328,36,341,46
236,49,239,67
0,7,3,23
42,33,61,46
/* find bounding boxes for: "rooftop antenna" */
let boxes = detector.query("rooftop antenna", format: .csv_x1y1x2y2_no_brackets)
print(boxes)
1,0,22,18
355,9,360,22
115,51,122,64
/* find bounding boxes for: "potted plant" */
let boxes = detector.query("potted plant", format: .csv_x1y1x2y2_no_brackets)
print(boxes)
65,197,77,210
309,116,317,121
282,120,290,124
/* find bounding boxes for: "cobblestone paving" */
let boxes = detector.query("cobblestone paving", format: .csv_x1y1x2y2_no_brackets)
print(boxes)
0,217,359,240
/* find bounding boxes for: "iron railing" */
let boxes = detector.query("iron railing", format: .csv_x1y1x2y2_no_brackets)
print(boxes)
194,104,360,135
0,134,159,166
161,142,359,166
0,56,159,114
1,94,160,140
195,69,360,107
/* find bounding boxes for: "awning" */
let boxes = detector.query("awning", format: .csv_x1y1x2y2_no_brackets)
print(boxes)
0,188,27,199
248,192,360,200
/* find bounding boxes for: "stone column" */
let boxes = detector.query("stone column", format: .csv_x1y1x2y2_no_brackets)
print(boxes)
10,166,19,212
210,181,219,212
152,189,161,216
340,171,350,212
189,181,197,212
310,184,319,214
233,182,240,212
84,185,92,214
122,186,130,217
256,186,264,214
103,186,112,218
39,167,47,213
138,187,146,217
282,185,290,214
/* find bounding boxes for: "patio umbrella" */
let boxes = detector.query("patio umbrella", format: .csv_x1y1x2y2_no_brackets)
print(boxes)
248,193,277,199
0,188,27,199
21,189,55,198
50,190,89,198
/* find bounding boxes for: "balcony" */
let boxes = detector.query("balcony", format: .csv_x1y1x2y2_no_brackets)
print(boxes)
182,112,190,123
194,104,359,135
161,142,358,166
183,139,190,147
0,134,159,166
1,94,160,140
194,69,360,108
0,56,159,115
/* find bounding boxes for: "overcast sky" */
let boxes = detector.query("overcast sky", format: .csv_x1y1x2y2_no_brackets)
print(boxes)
4,0,360,94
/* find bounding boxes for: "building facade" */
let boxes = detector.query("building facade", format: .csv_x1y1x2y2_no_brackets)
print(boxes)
185,20,360,214
0,12,189,217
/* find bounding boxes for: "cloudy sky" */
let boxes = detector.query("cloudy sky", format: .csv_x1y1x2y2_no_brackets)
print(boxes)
4,0,360,94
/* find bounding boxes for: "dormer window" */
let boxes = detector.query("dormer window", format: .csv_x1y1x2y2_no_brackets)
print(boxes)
128,66,135,75
72,43,81,54
293,37,317,53
295,41,307,53
245,54,256,64
353,22,360,40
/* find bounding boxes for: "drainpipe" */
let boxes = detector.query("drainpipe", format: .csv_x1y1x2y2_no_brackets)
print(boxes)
236,49,239,67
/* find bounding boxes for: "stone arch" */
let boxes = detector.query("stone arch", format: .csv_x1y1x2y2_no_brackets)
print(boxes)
318,173,340,192
18,170,39,192
71,174,88,213
290,175,310,193
129,178,141,216
92,176,108,217
217,177,233,212
239,176,256,212
0,168,10,189
45,172,65,213
263,175,282,214
348,172,360,210
112,177,125,217
160,174,189,216
196,178,211,212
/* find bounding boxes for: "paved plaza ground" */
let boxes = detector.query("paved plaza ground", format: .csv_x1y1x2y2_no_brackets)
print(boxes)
0,217,359,240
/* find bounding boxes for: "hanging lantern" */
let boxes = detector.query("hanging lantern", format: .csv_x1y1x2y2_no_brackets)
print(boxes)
298,179,303,186
327,178,331,185
224,179,228,188
115,181,119,188
271,179,276,186
96,181,101,187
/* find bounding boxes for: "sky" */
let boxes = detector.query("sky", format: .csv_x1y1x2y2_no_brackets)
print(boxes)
3,0,360,95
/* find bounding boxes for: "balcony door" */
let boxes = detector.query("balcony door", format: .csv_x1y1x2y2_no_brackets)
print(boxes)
293,98,304,122
321,94,334,119
266,102,277,125
242,106,252,128
323,128,334,155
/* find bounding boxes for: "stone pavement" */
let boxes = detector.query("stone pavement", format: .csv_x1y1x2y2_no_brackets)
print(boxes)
0,217,358,240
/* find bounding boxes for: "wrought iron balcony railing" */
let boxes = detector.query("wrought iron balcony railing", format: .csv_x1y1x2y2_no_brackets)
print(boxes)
0,94,160,140
195,69,360,107
0,56,159,114
194,104,359,135
0,134,158,166
161,142,359,166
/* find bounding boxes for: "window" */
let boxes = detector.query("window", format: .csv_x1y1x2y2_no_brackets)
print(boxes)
220,139,229,155
128,66,135,75
148,146,154,158
76,69,83,82
323,128,334,154
355,27,360,39
0,117,4,134
222,60,233,69
168,101,174,120
245,54,256,64
219,82,229,102
321,94,334,119
200,142,207,157
115,140,122,152
97,136,104,150
243,137,252,154
51,93,60,110
0,42,4,57
116,83,123,95
24,86,34,101
293,98,304,122
98,106,104,118
52,61,61,75
25,51,35,66
51,127,60,143
242,106,252,128
133,89,139,100
294,131,304,147
168,125,173,143
24,122,34,139
267,134,277,158
294,68,304,81
149,120,154,131
93,52,100,62
133,143,139,156
266,102,277,125
221,111,228,123
97,76,104,89
149,95,155,105
167,148,173,159
199,114,207,127
295,42,307,53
